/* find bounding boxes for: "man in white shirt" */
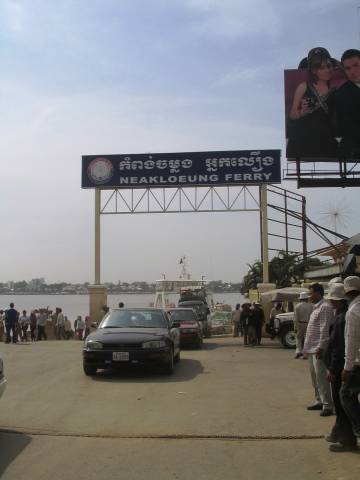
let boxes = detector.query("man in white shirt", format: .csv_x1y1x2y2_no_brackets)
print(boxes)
340,276,360,444
19,310,30,342
303,283,334,416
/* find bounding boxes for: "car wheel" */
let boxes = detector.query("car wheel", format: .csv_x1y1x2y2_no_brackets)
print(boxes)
281,328,296,349
163,347,174,374
83,364,97,376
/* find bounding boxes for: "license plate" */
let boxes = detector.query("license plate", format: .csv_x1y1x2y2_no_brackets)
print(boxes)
112,352,129,362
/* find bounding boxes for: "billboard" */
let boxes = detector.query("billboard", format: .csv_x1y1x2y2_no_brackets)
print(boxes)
82,150,281,189
284,47,360,160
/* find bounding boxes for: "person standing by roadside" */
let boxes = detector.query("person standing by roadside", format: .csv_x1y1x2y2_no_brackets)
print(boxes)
37,308,48,341
294,292,313,359
340,276,360,443
84,316,91,340
5,303,18,344
64,316,72,339
240,303,253,346
19,310,30,342
324,283,357,452
75,315,85,340
0,310,5,342
253,302,265,346
56,308,66,339
30,310,37,342
231,304,241,337
303,283,334,416
269,302,283,339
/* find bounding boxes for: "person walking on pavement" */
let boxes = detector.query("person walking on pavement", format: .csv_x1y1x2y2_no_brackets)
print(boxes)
294,292,313,359
5,303,19,344
303,283,334,416
323,283,357,452
253,302,265,346
340,276,360,445
231,304,241,337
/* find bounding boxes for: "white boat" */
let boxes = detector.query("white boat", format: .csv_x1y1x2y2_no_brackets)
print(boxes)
152,257,214,310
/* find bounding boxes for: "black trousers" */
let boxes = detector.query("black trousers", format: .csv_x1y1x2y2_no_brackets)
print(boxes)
255,322,263,345
5,322,17,343
331,374,356,446
340,366,360,437
37,325,47,341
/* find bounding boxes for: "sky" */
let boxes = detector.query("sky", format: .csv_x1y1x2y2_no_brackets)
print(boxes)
1,0,359,284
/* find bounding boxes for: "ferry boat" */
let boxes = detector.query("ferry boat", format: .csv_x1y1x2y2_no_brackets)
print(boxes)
152,257,214,310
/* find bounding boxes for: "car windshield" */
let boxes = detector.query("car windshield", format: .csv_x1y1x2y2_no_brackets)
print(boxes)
100,310,167,329
169,310,196,321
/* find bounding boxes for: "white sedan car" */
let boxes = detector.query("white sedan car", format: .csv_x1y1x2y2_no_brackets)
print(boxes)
0,355,7,398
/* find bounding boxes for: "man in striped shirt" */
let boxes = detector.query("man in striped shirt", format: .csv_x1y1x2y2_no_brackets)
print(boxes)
340,276,360,443
303,283,334,416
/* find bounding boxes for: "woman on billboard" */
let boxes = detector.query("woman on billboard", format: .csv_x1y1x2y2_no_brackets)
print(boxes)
286,48,339,158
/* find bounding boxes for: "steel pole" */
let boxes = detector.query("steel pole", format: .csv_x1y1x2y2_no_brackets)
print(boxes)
260,185,269,283
95,188,101,284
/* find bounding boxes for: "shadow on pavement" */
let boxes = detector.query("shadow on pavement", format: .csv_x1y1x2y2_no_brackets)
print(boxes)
0,430,32,477
91,358,203,383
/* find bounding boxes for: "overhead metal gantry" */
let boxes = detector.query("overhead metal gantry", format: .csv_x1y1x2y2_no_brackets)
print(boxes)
99,185,261,215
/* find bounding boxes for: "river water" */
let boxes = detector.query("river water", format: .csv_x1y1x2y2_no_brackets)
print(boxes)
0,293,246,323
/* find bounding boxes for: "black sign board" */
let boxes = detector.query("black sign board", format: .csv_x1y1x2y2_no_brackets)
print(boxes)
82,150,281,189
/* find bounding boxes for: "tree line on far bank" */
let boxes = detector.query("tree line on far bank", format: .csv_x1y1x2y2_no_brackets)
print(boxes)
0,279,243,295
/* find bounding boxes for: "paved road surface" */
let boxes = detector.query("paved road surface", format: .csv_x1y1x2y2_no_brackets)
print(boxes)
0,337,359,479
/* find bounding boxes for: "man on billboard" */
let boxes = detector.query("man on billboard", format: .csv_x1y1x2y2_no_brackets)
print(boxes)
335,49,360,159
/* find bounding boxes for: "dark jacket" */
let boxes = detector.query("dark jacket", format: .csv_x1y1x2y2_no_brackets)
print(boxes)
325,308,346,374
240,310,254,328
335,81,360,142
5,308,18,324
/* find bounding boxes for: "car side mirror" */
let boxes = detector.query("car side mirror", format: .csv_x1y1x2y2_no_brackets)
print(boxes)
91,322,98,329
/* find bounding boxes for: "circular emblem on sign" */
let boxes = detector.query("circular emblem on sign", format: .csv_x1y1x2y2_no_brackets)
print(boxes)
87,157,114,185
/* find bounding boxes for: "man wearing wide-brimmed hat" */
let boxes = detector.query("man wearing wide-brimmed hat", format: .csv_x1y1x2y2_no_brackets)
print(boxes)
294,291,313,359
340,276,360,442
324,283,357,452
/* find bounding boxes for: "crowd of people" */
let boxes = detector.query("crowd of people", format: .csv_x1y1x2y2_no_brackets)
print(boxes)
231,301,265,346
231,275,360,453
0,304,91,343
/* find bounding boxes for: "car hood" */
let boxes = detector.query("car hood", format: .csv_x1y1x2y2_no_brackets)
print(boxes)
88,328,168,344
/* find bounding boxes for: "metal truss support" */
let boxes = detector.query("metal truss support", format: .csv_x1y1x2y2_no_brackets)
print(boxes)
99,185,261,214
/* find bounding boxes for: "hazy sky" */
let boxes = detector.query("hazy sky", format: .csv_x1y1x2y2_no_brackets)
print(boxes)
1,0,359,283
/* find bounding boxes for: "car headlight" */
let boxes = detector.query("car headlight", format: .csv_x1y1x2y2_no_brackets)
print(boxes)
85,340,103,350
274,318,280,330
142,340,166,349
